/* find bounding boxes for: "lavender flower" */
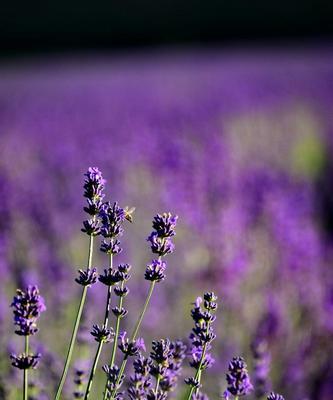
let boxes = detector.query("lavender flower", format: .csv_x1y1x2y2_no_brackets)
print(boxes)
112,307,128,318
147,233,175,257
114,286,129,297
128,356,152,400
90,325,114,343
117,263,132,281
184,377,201,389
11,286,46,336
101,239,122,255
226,357,253,397
118,332,146,357
81,219,101,236
267,393,285,400
145,259,167,282
83,167,106,216
75,268,98,286
158,340,187,393
185,293,217,399
56,168,104,400
100,202,126,238
150,339,173,375
99,267,121,286
10,353,41,370
147,213,178,256
152,213,178,237
103,365,125,393
81,167,105,234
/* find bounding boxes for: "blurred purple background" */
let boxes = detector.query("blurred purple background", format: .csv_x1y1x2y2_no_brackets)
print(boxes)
1,47,333,399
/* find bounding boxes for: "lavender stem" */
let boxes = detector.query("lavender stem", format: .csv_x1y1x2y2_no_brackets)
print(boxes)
110,281,124,366
132,280,156,341
102,278,124,400
84,282,113,400
23,335,29,400
55,233,94,400
109,280,156,400
154,375,161,395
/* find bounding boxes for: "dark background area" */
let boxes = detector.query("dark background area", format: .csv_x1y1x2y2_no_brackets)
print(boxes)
0,0,332,57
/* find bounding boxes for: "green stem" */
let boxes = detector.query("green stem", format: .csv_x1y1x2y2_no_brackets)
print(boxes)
109,280,156,400
23,336,29,400
132,280,156,341
154,375,161,395
55,234,94,400
84,342,103,400
110,283,124,366
103,280,124,400
84,284,113,400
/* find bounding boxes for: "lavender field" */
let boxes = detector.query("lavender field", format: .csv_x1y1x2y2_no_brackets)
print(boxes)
1,48,333,400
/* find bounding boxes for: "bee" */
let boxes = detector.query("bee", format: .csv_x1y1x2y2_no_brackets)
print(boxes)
124,206,136,223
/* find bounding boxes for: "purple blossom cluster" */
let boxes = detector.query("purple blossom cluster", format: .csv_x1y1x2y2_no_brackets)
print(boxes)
11,286,46,336
10,286,45,374
127,339,186,400
185,292,217,399
225,357,253,397
82,167,106,236
145,213,178,282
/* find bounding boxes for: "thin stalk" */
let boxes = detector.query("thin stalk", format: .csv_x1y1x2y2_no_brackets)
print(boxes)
110,283,124,367
103,280,124,400
84,283,113,400
186,322,211,400
109,280,156,400
84,342,103,400
55,234,94,400
131,280,156,341
23,336,29,400
154,375,161,395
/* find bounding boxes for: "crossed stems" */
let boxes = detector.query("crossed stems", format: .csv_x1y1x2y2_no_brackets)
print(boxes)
108,279,157,400
55,230,95,400
102,278,125,400
84,254,114,400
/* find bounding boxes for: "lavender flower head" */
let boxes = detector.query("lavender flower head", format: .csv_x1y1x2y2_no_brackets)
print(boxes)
185,293,217,390
128,356,152,400
152,213,178,237
158,340,187,393
103,364,125,394
10,353,41,370
83,167,106,216
128,339,186,400
11,286,46,336
147,213,178,257
100,202,126,238
118,331,146,357
226,357,253,397
75,267,98,286
145,259,167,282
82,167,105,235
90,324,114,343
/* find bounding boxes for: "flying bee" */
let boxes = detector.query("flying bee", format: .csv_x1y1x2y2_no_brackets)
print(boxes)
124,206,136,223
